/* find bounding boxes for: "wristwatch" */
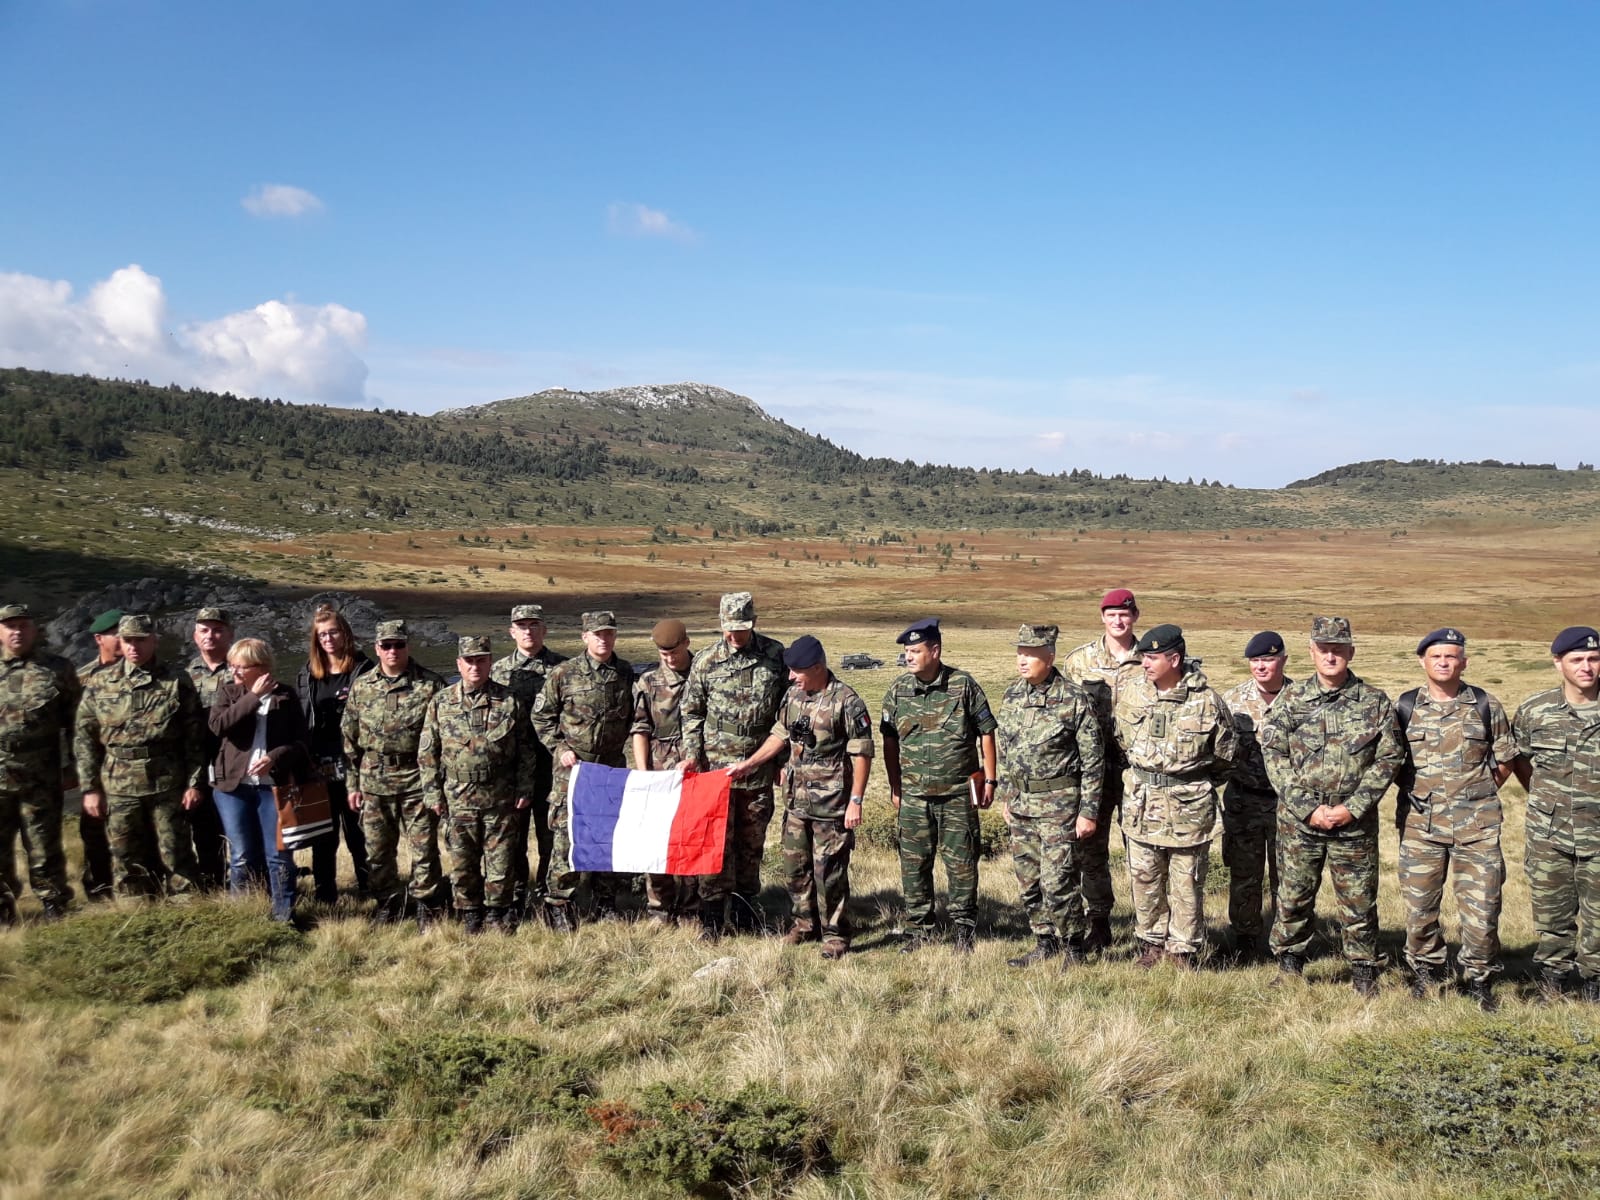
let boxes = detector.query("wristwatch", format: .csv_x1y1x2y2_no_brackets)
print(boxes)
848,795,865,804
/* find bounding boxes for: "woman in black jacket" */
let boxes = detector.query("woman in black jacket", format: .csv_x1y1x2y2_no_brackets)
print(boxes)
295,605,373,903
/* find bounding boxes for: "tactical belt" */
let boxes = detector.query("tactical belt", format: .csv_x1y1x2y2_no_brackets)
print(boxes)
107,746,155,762
1133,766,1207,790
1018,773,1075,794
1299,788,1358,806
377,752,418,768
712,717,763,738
444,767,496,784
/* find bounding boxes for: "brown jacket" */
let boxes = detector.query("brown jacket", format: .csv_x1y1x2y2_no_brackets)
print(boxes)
209,680,313,792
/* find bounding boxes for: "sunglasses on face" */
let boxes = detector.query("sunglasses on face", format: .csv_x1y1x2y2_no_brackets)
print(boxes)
378,641,407,650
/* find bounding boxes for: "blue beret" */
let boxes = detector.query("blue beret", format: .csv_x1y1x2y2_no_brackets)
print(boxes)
1135,624,1185,654
895,617,941,646
1243,631,1284,658
783,635,825,670
1552,626,1600,657
1416,627,1467,655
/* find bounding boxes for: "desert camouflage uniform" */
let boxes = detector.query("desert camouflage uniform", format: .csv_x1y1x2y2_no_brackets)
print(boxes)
996,669,1104,944
73,657,118,898
773,673,874,943
492,644,566,901
1115,669,1237,955
631,651,697,916
681,632,788,920
1262,674,1405,966
532,651,633,907
1513,689,1600,981
880,663,997,934
184,657,231,888
74,660,206,896
1,646,81,912
343,660,448,912
1220,676,1291,944
419,679,535,911
1060,635,1142,922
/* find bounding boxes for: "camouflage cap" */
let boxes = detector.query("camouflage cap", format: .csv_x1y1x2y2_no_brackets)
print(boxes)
583,611,619,632
719,591,756,631
1134,623,1185,655
510,604,545,623
1310,615,1355,646
457,634,492,658
0,603,29,621
652,618,688,649
88,608,124,635
195,607,231,625
375,619,409,643
1015,623,1059,649
118,614,155,638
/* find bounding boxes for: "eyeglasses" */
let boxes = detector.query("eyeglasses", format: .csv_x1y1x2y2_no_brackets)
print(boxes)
378,641,407,650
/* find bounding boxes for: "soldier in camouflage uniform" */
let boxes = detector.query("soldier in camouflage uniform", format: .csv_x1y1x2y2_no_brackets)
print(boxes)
491,603,566,909
184,606,234,889
1114,624,1238,969
1262,616,1406,995
679,592,788,938
1394,628,1520,1010
726,636,873,959
631,618,697,923
343,620,448,928
419,635,537,934
996,624,1104,968
1513,625,1600,1001
75,614,206,898
0,603,81,923
880,617,998,953
72,607,122,901
1219,631,1292,959
532,612,633,931
1060,587,1142,951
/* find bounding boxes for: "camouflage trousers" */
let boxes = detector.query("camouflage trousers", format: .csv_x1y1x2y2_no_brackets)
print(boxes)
1524,835,1600,981
1007,810,1086,943
547,762,632,910
899,792,979,932
1269,821,1380,967
1079,769,1122,920
697,784,775,913
645,872,697,918
444,804,517,910
78,805,114,900
1126,837,1209,955
1221,802,1278,942
510,754,553,904
106,791,200,898
362,789,444,907
1399,826,1503,982
0,786,71,907
782,808,854,941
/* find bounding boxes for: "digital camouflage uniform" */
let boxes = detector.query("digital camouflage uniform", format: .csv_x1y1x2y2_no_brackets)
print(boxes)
1262,653,1405,968
631,650,696,916
74,655,207,897
418,666,536,913
343,653,447,914
680,608,788,923
1220,675,1291,945
1114,665,1237,957
1513,686,1600,982
996,661,1104,946
880,662,997,934
531,643,633,910
1,642,81,914
773,672,874,944
184,655,231,888
1060,634,1142,923
74,657,118,899
491,635,566,902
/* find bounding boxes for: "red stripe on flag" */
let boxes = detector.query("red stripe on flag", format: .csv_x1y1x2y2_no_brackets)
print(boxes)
665,770,730,876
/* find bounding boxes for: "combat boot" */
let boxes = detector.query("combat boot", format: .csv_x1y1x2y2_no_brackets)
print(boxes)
952,925,976,954
820,936,849,961
898,930,930,955
1582,978,1600,1004
781,925,818,946
39,899,68,923
1351,964,1379,998
1270,952,1306,986
462,907,486,935
1134,941,1165,969
369,894,405,926
485,906,517,935
415,904,441,933
1059,941,1084,970
1466,978,1498,1013
731,896,766,936
1007,935,1061,968
1409,965,1448,999
1166,950,1197,971
0,895,15,928
1538,967,1570,1003
544,902,578,934
1083,915,1113,953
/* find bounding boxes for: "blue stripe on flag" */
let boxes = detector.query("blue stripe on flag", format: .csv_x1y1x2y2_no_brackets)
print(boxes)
570,762,629,871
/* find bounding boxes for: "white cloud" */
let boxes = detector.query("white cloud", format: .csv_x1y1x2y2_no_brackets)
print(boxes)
0,264,369,405
242,183,325,218
605,202,696,242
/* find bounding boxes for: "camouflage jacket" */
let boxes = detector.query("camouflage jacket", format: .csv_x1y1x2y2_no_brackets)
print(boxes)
77,658,118,686
187,658,231,710
1260,672,1405,838
1060,634,1143,765
75,659,206,796
341,660,447,796
1513,688,1600,858
532,652,633,767
1221,676,1292,812
771,672,874,819
879,663,997,797
1114,668,1237,847
631,653,695,769
681,632,788,790
418,680,535,813
0,648,81,791
1402,684,1516,845
492,645,568,713
996,669,1104,821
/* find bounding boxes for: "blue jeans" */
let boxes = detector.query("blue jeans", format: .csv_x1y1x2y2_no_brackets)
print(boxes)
213,785,297,921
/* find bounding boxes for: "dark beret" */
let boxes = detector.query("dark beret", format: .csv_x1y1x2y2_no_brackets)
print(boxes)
88,608,124,635
783,635,825,670
1135,623,1185,655
1416,627,1467,655
895,618,941,646
1552,626,1600,657
1243,631,1284,659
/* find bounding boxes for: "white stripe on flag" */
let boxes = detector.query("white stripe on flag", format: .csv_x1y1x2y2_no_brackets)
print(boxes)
609,770,685,873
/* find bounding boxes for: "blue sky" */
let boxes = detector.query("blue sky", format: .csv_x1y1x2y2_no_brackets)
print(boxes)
3,1,1597,486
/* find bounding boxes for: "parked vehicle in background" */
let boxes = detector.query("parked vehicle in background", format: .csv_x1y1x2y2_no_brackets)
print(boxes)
839,652,884,670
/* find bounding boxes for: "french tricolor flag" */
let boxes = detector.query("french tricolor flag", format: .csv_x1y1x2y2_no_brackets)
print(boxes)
568,764,731,875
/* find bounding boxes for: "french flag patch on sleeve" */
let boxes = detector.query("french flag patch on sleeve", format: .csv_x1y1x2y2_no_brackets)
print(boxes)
568,763,730,876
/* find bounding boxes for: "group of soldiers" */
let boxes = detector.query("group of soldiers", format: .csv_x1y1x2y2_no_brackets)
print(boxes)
3,586,1600,1009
